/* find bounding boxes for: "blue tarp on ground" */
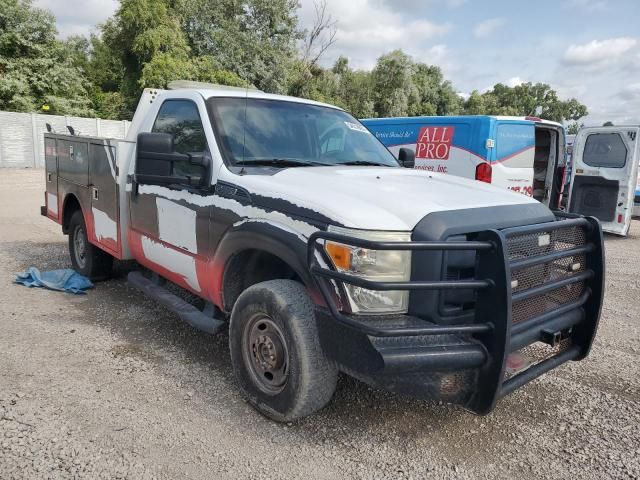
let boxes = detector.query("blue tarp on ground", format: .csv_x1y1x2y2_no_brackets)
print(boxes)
15,267,93,294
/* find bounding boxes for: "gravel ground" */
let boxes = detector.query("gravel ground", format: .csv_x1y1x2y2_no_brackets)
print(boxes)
0,168,638,480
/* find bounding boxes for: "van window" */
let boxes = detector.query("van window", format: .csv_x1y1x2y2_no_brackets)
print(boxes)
496,123,535,168
582,133,627,168
152,100,207,176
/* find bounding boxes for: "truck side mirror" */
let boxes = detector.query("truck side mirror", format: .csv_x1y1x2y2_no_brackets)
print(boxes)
136,132,178,176
134,132,209,188
398,147,415,168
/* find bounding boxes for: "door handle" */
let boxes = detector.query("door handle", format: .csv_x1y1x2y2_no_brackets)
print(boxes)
92,187,99,200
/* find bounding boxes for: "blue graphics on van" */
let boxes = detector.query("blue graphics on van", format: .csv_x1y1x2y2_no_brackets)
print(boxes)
362,116,536,165
495,123,536,164
363,116,489,161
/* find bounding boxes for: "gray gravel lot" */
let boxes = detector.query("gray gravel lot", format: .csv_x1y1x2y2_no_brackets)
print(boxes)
0,169,638,479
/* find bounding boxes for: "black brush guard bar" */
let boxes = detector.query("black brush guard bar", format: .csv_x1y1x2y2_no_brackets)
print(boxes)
307,215,604,413
307,231,497,337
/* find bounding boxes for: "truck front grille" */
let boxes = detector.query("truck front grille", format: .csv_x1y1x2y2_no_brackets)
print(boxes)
506,223,588,325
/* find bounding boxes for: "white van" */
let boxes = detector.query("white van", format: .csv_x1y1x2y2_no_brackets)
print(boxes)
568,126,640,235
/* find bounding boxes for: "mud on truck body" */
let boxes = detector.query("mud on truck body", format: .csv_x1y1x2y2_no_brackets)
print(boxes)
41,83,605,421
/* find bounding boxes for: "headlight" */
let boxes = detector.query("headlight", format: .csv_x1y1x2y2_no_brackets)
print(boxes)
324,226,411,314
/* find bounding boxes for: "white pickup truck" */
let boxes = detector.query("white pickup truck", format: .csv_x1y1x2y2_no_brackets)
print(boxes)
41,83,605,421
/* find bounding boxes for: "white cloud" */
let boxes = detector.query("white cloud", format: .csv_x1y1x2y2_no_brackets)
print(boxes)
473,18,505,39
299,0,451,70
374,0,466,11
34,0,118,37
618,83,640,102
506,76,524,87
563,0,606,11
563,37,637,66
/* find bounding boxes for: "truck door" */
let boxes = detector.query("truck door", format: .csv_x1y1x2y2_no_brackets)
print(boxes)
89,141,120,256
568,127,640,235
128,98,212,296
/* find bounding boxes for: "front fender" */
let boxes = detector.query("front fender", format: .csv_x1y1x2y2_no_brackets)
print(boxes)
211,219,322,310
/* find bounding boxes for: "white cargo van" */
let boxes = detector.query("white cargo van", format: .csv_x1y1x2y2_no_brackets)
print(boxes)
568,126,640,236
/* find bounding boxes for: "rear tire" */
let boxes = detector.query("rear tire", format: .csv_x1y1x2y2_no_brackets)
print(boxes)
229,279,338,421
68,210,113,280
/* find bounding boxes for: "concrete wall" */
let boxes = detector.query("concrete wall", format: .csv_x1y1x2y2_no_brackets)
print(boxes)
0,111,130,168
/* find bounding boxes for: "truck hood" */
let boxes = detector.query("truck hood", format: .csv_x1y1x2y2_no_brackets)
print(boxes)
224,166,543,231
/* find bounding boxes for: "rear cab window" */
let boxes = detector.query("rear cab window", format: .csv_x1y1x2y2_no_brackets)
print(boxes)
582,133,627,168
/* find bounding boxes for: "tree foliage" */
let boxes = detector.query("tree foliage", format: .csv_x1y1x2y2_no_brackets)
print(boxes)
182,0,301,94
293,51,461,119
462,82,588,123
566,122,584,135
0,0,589,126
0,0,93,115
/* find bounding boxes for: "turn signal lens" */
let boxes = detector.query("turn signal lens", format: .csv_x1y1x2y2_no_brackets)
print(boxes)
325,242,352,270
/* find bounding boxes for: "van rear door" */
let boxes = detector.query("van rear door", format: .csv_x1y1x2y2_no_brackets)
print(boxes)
568,126,639,235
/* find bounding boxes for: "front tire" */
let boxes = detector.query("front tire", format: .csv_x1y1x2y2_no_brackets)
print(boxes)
229,280,338,421
68,210,113,280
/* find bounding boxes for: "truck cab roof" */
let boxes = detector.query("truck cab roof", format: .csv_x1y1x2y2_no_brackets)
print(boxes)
165,81,342,111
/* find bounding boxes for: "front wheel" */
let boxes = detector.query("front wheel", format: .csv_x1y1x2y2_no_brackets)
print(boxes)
229,279,338,421
68,210,113,280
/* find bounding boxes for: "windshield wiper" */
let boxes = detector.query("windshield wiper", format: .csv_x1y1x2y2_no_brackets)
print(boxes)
235,158,325,167
339,160,393,167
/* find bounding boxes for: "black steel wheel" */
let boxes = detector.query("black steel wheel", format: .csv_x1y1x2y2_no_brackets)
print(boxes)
72,222,88,270
68,210,113,280
244,314,290,394
229,279,338,421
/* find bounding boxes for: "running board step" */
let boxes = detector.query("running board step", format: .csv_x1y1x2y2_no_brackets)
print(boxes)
127,271,226,334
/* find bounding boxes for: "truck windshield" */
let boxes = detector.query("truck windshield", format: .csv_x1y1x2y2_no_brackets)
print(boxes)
208,97,399,167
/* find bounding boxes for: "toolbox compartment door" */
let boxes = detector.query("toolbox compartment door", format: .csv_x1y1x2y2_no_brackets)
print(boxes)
89,141,120,256
57,138,90,187
44,135,59,220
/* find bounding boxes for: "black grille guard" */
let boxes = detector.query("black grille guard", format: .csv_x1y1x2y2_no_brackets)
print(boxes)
307,213,605,413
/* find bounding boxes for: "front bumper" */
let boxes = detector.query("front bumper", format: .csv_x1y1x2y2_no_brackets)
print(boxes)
308,213,604,414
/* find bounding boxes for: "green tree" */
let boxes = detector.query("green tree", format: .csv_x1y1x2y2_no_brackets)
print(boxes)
0,0,93,115
409,63,461,116
603,121,614,126
566,122,584,135
94,0,246,117
371,50,418,117
463,82,588,123
464,90,486,115
182,0,301,93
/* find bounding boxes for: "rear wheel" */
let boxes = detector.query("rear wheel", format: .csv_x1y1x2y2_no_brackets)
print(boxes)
68,210,113,280
229,279,338,421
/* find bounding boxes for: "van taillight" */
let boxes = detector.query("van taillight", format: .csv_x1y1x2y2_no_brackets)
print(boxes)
475,163,492,183
618,214,623,223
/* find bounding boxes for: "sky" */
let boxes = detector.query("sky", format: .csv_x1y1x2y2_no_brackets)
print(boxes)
34,0,640,125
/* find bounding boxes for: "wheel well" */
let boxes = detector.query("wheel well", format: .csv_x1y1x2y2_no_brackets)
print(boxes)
62,195,81,234
223,249,301,312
